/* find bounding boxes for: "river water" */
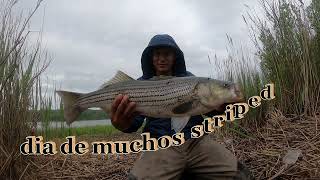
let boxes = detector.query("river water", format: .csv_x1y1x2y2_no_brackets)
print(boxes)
35,119,112,130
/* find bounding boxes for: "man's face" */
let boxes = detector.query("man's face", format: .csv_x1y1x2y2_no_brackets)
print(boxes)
152,47,176,76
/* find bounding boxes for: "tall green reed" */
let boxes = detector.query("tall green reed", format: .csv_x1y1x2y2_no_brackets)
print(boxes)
211,35,267,129
249,0,320,115
0,0,48,179
216,0,320,132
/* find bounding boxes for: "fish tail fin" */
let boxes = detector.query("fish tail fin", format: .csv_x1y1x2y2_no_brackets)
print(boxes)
56,90,85,125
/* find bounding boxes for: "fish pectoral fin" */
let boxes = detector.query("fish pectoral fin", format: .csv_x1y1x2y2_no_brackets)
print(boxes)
99,70,134,89
172,101,193,114
171,116,190,133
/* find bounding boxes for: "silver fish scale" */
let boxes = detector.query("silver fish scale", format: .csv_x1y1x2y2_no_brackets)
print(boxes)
77,77,202,115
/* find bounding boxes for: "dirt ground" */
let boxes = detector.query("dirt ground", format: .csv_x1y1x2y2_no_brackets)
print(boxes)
32,133,142,180
31,113,320,179
32,132,234,180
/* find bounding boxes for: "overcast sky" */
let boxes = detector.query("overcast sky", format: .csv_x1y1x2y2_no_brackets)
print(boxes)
16,0,263,94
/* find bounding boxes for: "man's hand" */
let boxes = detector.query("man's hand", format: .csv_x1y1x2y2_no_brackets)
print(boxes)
109,94,139,131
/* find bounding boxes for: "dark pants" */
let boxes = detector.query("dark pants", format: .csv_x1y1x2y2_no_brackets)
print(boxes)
129,135,238,180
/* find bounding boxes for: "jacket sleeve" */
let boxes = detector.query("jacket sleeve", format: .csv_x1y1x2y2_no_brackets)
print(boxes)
204,110,225,117
204,103,228,117
122,115,145,133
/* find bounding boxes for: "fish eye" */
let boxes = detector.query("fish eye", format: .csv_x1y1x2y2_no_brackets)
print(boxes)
223,83,229,88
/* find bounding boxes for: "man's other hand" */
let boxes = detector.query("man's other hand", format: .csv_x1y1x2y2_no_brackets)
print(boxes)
109,94,139,131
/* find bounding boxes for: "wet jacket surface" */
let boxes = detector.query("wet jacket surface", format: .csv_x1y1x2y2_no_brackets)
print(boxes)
123,34,220,140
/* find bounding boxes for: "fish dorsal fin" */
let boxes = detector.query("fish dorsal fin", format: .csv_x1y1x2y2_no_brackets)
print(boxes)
99,70,134,89
149,75,174,81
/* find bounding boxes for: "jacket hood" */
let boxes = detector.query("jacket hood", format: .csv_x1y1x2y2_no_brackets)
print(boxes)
141,34,187,79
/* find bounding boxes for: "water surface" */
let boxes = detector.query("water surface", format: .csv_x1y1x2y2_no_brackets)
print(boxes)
35,119,112,130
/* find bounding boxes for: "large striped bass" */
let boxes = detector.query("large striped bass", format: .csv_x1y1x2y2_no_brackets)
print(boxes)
57,71,244,132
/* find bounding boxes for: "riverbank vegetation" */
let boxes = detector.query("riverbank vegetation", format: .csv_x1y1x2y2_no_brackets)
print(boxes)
32,109,109,122
217,0,320,178
0,0,49,179
218,0,319,128
40,125,118,139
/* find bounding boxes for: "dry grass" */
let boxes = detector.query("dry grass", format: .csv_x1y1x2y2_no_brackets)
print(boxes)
30,133,142,180
33,149,140,180
217,110,320,179
24,111,319,179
